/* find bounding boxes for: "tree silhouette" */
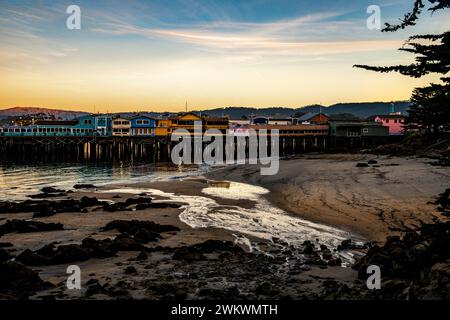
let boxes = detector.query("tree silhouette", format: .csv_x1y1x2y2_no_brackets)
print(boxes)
355,0,450,133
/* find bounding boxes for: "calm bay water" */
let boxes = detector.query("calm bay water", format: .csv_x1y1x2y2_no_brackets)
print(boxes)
0,161,206,201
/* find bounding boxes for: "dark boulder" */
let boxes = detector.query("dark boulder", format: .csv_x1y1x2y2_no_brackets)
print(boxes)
124,197,153,206
73,184,97,189
0,248,13,262
111,234,146,252
41,187,66,194
16,249,50,266
190,240,243,253
173,248,206,262
124,266,137,275
356,163,369,168
102,220,180,235
0,219,64,237
0,261,49,294
134,228,161,243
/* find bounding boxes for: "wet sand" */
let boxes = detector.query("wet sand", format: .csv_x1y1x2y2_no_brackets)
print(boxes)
0,180,357,300
1,154,448,300
207,154,450,242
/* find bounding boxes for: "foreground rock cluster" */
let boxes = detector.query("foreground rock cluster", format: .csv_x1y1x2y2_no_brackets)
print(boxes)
0,186,449,300
322,189,450,300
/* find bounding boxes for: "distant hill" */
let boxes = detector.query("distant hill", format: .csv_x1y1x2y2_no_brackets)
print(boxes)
0,107,88,120
200,101,412,119
0,101,413,121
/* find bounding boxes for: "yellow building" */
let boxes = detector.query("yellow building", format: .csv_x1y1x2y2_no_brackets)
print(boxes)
156,113,229,137
155,118,173,137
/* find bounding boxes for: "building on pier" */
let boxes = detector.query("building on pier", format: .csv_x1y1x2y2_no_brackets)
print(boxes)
71,115,96,136
130,115,156,137
329,121,389,137
295,113,329,125
112,117,131,137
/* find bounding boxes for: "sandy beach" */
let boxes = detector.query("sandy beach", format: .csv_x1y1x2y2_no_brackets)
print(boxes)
1,154,448,300
208,154,450,242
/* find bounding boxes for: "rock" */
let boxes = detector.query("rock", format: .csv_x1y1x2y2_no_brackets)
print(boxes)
191,240,244,253
134,228,161,243
0,261,49,295
85,282,107,297
17,237,119,266
0,248,13,262
322,252,333,260
338,239,355,251
112,234,146,252
145,202,182,209
16,249,50,266
29,192,67,199
303,244,315,254
81,238,116,257
0,219,64,236
356,163,369,168
173,248,206,262
80,196,100,207
33,210,57,218
328,258,342,266
0,242,13,248
124,197,153,206
102,220,180,235
124,266,137,275
73,184,97,189
41,187,65,194
136,251,148,261
255,282,279,297
102,202,128,212
50,244,91,264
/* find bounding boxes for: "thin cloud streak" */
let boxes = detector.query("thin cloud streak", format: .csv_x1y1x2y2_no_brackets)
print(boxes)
91,11,400,56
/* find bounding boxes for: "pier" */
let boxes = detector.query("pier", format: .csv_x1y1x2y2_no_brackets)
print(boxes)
0,134,330,162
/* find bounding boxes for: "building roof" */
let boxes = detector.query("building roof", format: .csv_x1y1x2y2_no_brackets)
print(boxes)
35,120,78,126
297,113,329,122
368,114,406,120
330,121,385,127
130,114,157,120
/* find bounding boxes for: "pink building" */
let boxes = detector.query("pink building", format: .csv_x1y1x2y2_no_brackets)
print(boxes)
371,113,406,136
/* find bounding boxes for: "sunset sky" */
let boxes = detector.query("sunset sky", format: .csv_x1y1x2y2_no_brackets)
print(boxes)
1,0,449,113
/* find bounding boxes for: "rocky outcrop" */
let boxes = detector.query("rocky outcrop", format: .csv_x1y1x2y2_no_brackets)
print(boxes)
0,261,51,298
0,219,64,237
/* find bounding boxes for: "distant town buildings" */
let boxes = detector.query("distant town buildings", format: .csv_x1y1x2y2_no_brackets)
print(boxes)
0,109,407,142
369,113,406,136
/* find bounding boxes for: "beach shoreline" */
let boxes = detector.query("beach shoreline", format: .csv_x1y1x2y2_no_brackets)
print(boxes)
206,154,449,243
1,153,449,300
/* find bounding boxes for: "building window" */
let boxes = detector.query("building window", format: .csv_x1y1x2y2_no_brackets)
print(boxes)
363,128,369,134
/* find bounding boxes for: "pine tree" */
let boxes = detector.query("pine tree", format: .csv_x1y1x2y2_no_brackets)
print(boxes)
354,0,450,133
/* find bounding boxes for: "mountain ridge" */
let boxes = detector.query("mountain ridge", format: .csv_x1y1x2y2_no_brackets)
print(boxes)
0,101,412,120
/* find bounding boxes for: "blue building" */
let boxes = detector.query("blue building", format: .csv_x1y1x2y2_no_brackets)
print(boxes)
71,115,96,136
94,115,113,136
130,115,156,137
34,120,79,136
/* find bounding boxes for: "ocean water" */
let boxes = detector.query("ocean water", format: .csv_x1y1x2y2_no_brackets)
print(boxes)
0,161,205,201
98,183,359,263
0,162,359,263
